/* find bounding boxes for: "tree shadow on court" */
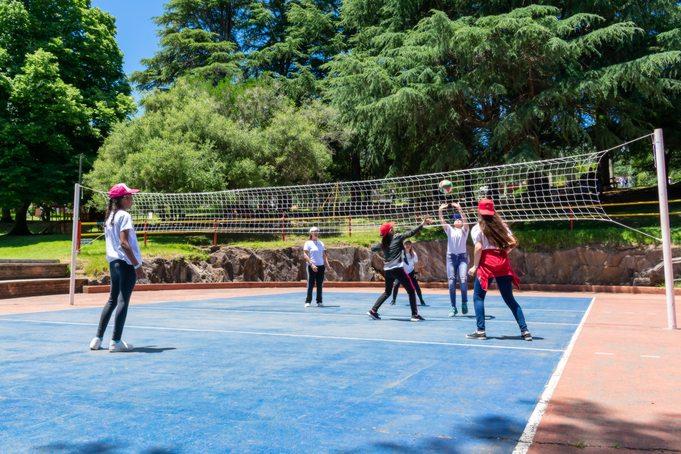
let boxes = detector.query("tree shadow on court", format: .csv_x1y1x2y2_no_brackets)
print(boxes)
131,346,177,354
35,440,178,453
521,398,681,451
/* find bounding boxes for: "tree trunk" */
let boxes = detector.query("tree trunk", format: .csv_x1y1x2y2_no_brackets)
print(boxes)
7,202,31,235
1,207,11,223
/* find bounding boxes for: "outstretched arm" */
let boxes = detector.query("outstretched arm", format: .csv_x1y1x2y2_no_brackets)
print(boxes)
438,203,449,229
399,217,433,240
452,202,467,227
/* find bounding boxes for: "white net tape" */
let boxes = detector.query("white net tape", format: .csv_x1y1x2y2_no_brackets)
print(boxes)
82,146,628,237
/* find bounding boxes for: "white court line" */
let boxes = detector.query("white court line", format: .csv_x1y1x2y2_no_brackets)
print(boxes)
641,355,660,359
135,306,580,327
0,318,565,353
513,297,595,454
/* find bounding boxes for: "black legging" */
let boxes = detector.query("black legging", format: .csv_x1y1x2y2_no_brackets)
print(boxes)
96,260,137,341
372,268,418,316
392,270,425,303
305,265,325,304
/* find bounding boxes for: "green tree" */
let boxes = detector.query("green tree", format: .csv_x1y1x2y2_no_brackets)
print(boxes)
0,0,133,234
327,2,681,178
86,79,337,192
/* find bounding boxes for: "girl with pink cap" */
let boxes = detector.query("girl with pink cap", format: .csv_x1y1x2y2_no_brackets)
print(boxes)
89,183,145,352
467,198,532,341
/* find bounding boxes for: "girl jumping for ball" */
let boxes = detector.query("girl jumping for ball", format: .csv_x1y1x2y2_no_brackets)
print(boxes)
89,183,145,352
438,202,469,317
390,240,427,306
368,218,432,321
466,198,532,341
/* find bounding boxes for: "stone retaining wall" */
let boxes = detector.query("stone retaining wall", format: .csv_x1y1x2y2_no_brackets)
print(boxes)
94,241,679,287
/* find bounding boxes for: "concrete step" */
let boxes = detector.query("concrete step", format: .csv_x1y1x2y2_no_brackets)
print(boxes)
0,262,69,280
0,278,86,299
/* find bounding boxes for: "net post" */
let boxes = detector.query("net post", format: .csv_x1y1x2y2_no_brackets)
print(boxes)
348,215,352,237
76,220,82,252
69,183,81,306
653,128,677,329
212,220,218,247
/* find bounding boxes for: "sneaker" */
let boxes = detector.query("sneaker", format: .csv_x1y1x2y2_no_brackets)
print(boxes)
89,337,102,350
521,331,533,341
305,302,311,308
367,310,381,320
461,302,468,315
109,340,134,353
390,300,396,305
410,314,425,322
466,331,487,340
450,305,458,316
317,302,324,307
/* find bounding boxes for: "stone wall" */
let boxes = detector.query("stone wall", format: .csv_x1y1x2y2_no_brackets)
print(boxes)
114,241,679,287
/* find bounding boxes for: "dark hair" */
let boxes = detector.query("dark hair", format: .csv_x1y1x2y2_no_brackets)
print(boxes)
479,213,515,249
105,197,125,227
381,232,392,250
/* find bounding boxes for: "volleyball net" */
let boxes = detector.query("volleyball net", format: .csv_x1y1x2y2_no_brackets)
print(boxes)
77,143,636,239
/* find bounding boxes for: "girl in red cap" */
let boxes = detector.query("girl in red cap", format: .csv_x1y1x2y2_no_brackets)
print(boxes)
89,183,145,352
466,199,532,341
368,218,432,321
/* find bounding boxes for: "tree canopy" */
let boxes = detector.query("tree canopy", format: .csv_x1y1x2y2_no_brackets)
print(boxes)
0,0,134,234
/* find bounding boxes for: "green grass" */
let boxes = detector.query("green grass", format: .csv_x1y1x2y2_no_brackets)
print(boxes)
0,234,207,278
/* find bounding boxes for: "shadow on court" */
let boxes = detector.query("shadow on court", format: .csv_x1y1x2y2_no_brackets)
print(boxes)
132,346,177,354
35,440,178,454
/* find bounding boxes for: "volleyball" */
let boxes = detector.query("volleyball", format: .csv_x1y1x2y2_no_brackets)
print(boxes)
438,179,453,194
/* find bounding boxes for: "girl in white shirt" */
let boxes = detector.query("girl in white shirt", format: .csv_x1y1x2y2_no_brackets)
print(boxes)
89,183,145,353
390,240,427,306
303,226,329,307
438,202,469,317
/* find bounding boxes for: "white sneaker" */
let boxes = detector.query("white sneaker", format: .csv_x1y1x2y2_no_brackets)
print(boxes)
109,340,134,353
317,302,324,307
89,337,102,350
305,302,311,307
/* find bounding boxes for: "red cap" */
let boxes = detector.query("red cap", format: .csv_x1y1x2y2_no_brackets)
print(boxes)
379,222,394,237
108,183,140,199
478,198,495,216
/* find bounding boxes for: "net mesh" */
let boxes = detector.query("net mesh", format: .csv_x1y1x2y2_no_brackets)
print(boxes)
81,146,626,237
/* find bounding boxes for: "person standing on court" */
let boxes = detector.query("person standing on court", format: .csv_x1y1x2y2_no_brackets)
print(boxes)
89,183,145,352
367,218,432,321
466,199,532,341
438,202,469,317
390,240,427,306
303,226,329,307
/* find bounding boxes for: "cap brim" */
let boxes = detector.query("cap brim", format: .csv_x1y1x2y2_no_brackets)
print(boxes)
129,188,140,193
478,209,495,216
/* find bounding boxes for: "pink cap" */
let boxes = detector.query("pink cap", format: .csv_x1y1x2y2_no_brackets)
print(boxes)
108,183,140,198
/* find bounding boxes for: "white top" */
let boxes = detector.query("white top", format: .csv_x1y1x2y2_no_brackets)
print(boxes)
402,250,418,274
303,240,326,266
105,210,142,265
471,223,513,250
444,224,469,255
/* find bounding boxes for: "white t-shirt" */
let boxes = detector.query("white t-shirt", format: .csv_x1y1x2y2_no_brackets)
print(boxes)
444,224,469,255
105,210,142,265
471,223,513,250
303,240,326,266
402,250,418,274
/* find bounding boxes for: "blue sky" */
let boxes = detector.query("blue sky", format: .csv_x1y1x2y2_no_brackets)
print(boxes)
92,0,166,103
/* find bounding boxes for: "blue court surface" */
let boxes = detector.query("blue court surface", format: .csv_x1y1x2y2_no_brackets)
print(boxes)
0,291,592,453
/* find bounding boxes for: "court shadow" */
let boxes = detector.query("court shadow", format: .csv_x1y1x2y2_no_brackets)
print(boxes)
35,441,178,454
132,346,177,354
487,335,545,341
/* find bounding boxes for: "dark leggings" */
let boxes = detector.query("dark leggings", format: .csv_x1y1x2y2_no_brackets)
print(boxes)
372,268,418,316
473,275,528,332
305,265,325,304
96,260,137,341
392,270,424,303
